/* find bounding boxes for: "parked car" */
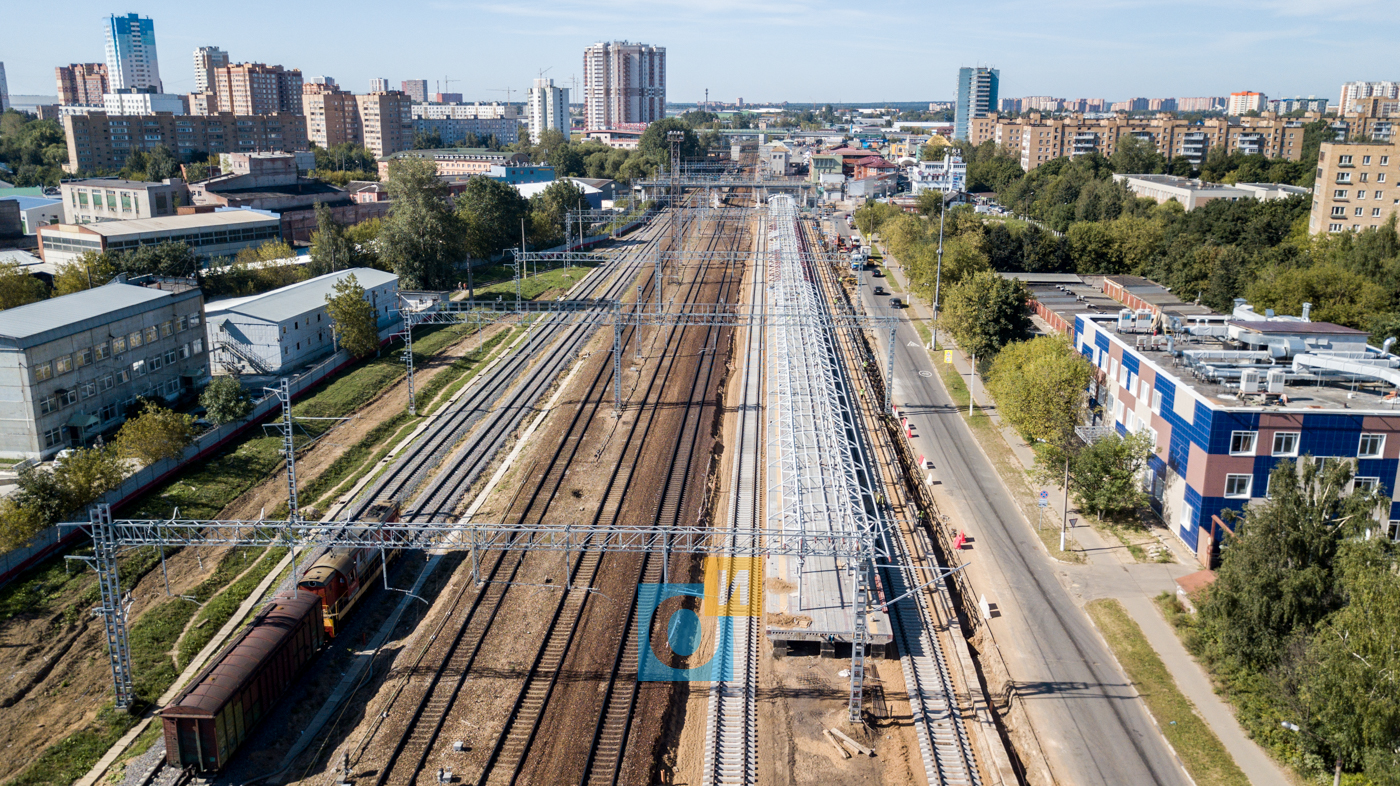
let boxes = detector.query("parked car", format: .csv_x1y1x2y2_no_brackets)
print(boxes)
889,298,902,309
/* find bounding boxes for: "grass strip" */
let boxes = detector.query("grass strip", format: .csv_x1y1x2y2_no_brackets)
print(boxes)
1086,599,1251,786
176,546,288,667
472,264,598,302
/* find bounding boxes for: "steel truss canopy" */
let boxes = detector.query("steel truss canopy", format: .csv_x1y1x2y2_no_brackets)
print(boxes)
76,517,883,559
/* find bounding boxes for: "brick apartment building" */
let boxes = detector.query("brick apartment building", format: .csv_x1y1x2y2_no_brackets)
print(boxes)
62,112,308,173
301,85,413,157
55,63,109,106
1308,141,1398,234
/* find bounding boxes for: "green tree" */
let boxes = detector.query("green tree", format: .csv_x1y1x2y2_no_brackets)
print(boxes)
346,218,385,271
145,145,180,180
637,117,702,169
116,242,198,278
10,463,70,525
1069,431,1154,520
413,129,444,150
380,155,466,289
1199,458,1376,672
987,336,1093,445
113,402,197,466
919,143,949,162
1303,536,1400,782
1110,134,1166,174
53,446,124,510
1245,260,1390,329
324,273,380,358
456,174,531,260
308,202,357,276
199,376,253,425
53,251,118,295
0,497,47,550
527,180,587,248
941,270,1031,358
0,261,49,309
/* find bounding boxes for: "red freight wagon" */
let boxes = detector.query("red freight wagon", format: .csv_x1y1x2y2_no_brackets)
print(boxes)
160,593,324,771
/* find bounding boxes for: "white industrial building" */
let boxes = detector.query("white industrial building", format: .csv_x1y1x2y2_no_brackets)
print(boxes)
206,268,399,376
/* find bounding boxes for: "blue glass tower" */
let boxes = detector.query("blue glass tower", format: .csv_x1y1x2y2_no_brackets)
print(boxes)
955,67,999,141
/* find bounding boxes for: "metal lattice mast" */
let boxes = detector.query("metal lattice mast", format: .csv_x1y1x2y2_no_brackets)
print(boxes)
402,313,418,416
84,506,135,709
277,377,299,522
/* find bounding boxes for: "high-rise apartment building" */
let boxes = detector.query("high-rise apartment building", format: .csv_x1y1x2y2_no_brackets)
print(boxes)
1226,91,1267,115
1177,97,1224,112
955,66,999,140
369,78,389,93
193,46,229,94
105,13,162,92
56,64,111,106
301,85,413,157
582,41,665,130
1309,142,1397,234
527,77,570,143
302,83,360,149
356,91,414,158
213,63,303,115
0,63,8,114
401,79,428,103
1338,81,1400,114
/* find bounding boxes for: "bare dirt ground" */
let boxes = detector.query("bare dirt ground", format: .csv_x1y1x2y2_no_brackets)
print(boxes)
0,325,499,781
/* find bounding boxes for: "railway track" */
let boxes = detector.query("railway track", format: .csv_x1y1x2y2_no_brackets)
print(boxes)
354,196,749,786
485,200,749,786
699,211,765,786
803,213,982,785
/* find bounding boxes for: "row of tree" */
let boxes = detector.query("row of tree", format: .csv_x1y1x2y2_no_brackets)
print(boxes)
0,110,67,187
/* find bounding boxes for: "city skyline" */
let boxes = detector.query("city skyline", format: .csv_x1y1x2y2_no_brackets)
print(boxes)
1,0,1397,103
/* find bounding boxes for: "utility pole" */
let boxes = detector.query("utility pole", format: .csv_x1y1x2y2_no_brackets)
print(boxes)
1060,455,1071,552
932,192,947,349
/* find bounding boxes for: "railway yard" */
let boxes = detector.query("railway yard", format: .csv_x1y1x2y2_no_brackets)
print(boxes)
33,176,1008,786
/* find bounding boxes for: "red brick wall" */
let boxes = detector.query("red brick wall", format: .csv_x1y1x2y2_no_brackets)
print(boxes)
280,201,392,244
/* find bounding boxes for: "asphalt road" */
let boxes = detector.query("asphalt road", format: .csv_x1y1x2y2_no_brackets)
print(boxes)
835,215,1189,786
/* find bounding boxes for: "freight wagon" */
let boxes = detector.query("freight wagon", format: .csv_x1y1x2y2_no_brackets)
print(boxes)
160,593,324,771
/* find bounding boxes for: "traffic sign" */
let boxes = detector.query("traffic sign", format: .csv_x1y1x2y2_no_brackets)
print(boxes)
1039,490,1049,499
943,350,953,364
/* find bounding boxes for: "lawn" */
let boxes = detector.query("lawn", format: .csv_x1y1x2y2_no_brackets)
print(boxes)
1086,599,1251,786
472,264,599,302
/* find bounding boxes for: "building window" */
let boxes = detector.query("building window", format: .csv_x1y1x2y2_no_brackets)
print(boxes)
95,341,110,361
179,344,190,359
1354,477,1380,494
100,402,118,422
76,347,93,367
1363,156,1372,165
1374,208,1383,217
190,313,200,328
165,349,177,365
161,321,173,337
1230,431,1257,455
1359,433,1385,458
80,381,96,399
149,356,163,372
43,428,65,449
144,326,158,343
39,394,59,415
177,315,188,332
99,374,114,391
112,336,127,354
1332,206,1347,217
129,331,143,348
1356,207,1365,217
116,368,130,384
58,389,77,407
1272,431,1299,456
1330,223,1344,231
1334,189,1348,198
133,360,146,377
1225,474,1253,498
192,338,204,354
55,355,73,375
34,362,52,382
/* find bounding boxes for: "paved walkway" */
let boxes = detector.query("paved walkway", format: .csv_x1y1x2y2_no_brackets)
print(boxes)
869,240,1291,786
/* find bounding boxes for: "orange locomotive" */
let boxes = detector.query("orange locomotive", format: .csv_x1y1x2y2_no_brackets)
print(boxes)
296,500,401,637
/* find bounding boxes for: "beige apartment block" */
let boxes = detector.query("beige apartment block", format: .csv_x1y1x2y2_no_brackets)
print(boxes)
62,112,308,173
967,112,1317,170
1309,141,1399,234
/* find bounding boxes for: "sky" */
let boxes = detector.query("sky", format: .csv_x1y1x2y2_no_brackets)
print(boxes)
3,0,1398,105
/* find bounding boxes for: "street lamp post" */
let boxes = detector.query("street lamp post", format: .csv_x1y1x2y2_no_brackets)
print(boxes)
932,192,948,349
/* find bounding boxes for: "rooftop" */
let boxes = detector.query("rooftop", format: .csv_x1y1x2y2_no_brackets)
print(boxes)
62,178,180,189
5,196,61,210
207,267,397,324
0,278,198,350
40,209,280,237
1227,320,1368,336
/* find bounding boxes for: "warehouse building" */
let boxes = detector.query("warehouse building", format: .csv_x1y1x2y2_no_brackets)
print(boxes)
36,209,282,269
206,268,398,376
0,276,208,459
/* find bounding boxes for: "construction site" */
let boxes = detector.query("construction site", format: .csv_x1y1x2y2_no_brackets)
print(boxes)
14,156,1016,786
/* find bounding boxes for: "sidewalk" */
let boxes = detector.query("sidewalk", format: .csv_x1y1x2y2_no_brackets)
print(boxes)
874,244,1291,786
